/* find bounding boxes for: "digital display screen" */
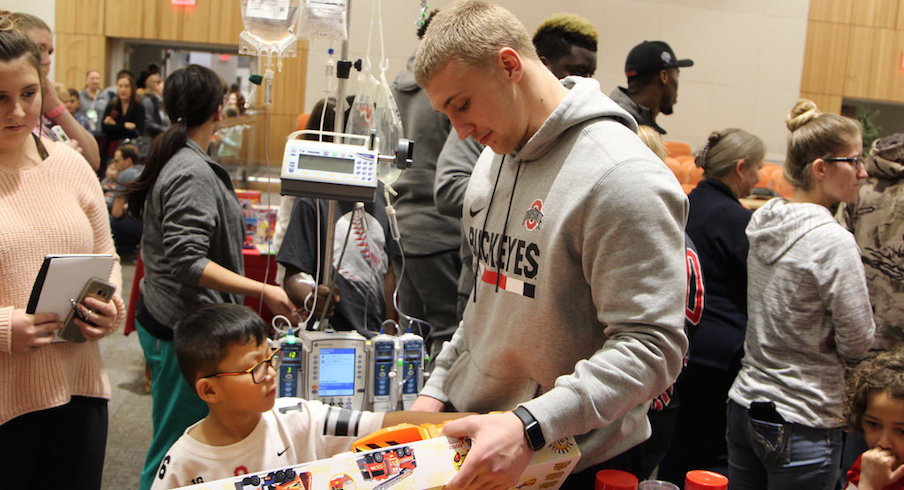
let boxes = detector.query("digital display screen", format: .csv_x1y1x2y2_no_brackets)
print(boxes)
318,348,356,396
297,153,356,174
404,343,421,361
375,343,394,361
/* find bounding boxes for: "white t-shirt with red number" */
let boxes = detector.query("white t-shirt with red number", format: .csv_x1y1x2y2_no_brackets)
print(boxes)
151,398,384,489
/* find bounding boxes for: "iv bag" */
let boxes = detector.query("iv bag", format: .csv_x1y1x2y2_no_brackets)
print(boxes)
239,0,302,59
299,0,348,41
345,74,380,137
372,70,404,186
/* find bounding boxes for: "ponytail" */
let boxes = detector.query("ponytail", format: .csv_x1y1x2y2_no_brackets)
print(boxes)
125,64,225,219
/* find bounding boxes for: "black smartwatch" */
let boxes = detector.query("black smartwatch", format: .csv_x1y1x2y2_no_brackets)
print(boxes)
512,406,545,451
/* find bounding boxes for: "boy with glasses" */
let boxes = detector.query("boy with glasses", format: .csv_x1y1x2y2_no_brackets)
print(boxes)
151,304,464,489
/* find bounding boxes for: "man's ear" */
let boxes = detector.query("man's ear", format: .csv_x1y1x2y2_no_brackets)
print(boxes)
659,69,669,85
498,47,524,82
196,378,219,404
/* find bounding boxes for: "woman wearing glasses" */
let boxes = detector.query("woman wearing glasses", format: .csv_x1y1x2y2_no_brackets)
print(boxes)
726,99,876,489
125,64,298,490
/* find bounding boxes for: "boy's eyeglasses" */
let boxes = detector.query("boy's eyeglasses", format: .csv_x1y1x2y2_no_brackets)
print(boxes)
201,348,282,384
824,155,864,170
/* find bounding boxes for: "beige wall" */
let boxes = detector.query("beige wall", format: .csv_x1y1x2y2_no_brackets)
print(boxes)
15,0,811,161
303,0,811,162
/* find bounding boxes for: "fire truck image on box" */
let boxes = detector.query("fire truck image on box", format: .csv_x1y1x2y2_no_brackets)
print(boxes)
355,446,417,489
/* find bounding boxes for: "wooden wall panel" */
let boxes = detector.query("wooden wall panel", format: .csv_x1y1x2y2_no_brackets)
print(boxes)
850,0,898,28
54,33,107,92
56,0,104,35
801,21,850,95
207,0,244,45
892,31,904,102
142,0,182,41
104,0,139,38
899,0,904,30
177,1,211,44
800,92,843,114
844,26,897,100
808,0,853,22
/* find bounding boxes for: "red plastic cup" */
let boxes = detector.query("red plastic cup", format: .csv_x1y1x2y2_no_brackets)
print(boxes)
685,470,728,490
596,469,639,490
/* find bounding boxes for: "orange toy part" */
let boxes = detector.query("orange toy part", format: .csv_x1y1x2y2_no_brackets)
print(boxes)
351,422,446,452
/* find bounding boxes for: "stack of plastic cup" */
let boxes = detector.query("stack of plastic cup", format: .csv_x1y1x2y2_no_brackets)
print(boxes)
595,469,639,490
685,470,729,490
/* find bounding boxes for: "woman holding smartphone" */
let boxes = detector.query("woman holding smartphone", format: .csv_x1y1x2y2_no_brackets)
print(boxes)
726,99,876,488
125,64,298,490
0,12,123,489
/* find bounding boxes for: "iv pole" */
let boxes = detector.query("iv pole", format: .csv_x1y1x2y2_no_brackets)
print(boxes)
318,0,353,332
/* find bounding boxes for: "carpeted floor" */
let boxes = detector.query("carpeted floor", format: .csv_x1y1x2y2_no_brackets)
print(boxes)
100,262,153,489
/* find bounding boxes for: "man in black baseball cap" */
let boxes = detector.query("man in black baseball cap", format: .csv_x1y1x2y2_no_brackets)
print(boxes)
610,40,693,135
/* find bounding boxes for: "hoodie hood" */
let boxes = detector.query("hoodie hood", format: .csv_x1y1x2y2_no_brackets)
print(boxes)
513,77,638,162
747,198,837,265
392,55,419,93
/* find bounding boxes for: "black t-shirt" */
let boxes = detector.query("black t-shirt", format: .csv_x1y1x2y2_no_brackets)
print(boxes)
277,192,401,338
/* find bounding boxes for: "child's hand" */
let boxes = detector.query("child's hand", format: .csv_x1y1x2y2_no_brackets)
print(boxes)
860,447,904,490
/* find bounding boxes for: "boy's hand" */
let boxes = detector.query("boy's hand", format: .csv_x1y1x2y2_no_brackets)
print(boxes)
441,412,534,490
860,447,904,490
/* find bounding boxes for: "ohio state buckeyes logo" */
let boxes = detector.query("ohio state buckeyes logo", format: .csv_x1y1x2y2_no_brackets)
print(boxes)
523,200,543,230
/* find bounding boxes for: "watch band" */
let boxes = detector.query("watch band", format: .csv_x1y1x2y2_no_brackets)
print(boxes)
512,406,545,451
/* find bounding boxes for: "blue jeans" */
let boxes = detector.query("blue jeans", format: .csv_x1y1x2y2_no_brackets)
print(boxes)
727,400,842,490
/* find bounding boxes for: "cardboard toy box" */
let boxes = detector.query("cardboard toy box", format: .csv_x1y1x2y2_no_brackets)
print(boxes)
178,435,580,490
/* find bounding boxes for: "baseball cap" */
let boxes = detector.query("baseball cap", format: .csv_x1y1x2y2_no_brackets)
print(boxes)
625,41,694,77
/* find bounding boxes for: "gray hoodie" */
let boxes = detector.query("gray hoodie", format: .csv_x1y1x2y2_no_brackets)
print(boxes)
729,198,875,428
390,55,460,255
422,77,689,471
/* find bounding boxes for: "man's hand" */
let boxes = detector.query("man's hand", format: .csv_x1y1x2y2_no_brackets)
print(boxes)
859,447,904,490
442,412,534,490
409,395,445,412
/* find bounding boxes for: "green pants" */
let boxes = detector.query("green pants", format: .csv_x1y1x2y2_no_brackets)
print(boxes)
137,320,208,490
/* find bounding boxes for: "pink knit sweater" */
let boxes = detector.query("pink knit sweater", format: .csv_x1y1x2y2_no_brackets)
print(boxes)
0,141,125,425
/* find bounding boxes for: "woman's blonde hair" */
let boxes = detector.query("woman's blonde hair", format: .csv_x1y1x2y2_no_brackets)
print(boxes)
784,99,862,190
695,128,766,179
637,125,667,160
413,0,536,87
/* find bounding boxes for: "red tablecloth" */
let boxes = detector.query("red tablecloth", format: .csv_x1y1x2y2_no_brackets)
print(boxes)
124,249,279,335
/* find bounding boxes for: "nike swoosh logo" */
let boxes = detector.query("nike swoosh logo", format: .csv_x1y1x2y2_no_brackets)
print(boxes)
277,447,289,457
469,206,485,218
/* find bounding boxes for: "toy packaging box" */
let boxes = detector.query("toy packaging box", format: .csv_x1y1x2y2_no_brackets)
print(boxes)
177,435,580,490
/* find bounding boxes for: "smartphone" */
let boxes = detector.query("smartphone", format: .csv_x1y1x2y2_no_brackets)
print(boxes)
50,125,70,143
60,277,116,343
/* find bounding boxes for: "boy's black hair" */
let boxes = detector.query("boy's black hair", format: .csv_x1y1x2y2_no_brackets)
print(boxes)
173,304,269,389
844,347,904,432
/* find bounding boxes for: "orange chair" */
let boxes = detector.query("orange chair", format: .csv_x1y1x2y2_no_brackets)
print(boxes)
664,140,692,158
296,112,311,131
664,156,683,178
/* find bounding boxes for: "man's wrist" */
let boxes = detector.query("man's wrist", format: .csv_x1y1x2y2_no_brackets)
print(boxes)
512,406,545,451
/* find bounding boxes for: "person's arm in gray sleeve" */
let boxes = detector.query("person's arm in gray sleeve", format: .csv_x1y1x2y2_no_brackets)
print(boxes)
434,132,485,218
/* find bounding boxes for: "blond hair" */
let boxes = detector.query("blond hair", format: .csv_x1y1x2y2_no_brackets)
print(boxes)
784,99,862,190
637,125,667,160
414,0,535,87
695,128,765,179
10,12,49,34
